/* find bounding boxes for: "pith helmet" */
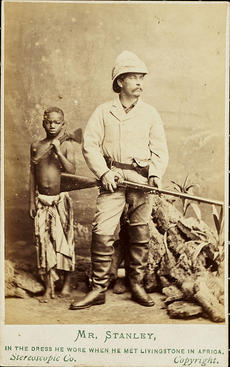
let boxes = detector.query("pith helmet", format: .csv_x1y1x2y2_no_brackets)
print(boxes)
112,50,148,92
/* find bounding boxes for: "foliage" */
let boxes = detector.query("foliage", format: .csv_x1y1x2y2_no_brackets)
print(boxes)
212,205,224,251
171,175,201,220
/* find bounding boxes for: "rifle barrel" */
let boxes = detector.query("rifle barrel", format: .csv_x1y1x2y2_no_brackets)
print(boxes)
119,180,224,207
60,173,223,207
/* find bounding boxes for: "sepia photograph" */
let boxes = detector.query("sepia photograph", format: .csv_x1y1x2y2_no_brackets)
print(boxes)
0,1,228,366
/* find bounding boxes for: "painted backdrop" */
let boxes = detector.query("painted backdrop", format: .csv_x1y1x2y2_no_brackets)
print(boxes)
4,2,227,256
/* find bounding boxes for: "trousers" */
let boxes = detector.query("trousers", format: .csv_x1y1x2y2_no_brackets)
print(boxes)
92,187,152,237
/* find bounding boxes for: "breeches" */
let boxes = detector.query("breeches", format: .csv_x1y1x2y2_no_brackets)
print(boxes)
92,188,152,238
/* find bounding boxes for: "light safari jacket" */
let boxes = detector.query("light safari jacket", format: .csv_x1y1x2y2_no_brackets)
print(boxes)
82,96,169,182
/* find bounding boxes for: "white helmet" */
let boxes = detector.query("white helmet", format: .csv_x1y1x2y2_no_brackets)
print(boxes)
112,50,148,92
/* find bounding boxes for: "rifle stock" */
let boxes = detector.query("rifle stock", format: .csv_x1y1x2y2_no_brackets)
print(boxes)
60,173,223,207
60,173,100,191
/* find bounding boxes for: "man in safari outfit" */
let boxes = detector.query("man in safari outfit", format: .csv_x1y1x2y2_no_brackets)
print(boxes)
70,51,169,310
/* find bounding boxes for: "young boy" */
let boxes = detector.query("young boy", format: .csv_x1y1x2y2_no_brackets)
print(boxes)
29,107,76,302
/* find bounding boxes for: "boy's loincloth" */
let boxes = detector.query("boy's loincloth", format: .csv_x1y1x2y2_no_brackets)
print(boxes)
34,192,75,276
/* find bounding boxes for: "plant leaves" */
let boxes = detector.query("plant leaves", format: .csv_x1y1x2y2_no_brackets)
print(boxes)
170,181,183,192
220,218,224,236
183,199,190,215
190,202,202,221
174,187,181,192
219,205,223,224
212,205,220,234
163,231,169,252
192,242,208,263
185,184,199,193
183,174,189,189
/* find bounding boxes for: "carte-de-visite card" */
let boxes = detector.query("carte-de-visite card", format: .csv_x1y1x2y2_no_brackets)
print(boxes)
0,1,229,367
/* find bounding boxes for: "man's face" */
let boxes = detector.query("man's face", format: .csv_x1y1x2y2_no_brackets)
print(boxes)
118,73,145,98
43,112,64,137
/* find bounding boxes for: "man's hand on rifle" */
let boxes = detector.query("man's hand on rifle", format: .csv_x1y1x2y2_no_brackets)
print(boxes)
101,170,122,192
148,176,161,189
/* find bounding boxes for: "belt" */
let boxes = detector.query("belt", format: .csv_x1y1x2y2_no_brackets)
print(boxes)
104,157,135,171
111,161,135,170
104,157,149,178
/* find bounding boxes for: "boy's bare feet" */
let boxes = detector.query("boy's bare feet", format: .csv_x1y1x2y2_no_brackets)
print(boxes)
39,271,56,302
38,290,53,303
58,272,71,298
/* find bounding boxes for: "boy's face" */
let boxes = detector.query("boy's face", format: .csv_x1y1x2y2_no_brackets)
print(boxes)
118,73,145,98
43,112,64,137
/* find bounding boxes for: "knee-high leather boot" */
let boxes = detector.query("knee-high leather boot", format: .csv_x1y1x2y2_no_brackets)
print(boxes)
69,233,114,310
128,224,155,307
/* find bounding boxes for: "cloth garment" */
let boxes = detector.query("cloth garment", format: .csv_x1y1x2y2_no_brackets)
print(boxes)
92,187,153,236
34,192,75,275
122,98,138,114
82,96,169,180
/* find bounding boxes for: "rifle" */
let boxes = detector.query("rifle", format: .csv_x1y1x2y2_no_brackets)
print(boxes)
60,173,223,207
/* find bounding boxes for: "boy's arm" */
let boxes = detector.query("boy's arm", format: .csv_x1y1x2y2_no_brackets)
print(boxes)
52,139,76,174
29,144,37,219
